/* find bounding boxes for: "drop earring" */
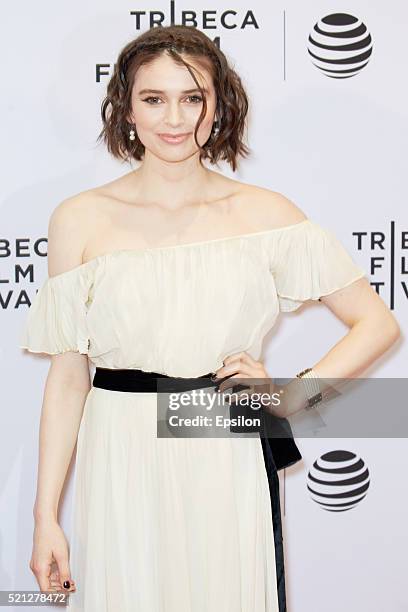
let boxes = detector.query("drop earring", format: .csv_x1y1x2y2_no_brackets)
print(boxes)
129,124,136,141
212,119,220,136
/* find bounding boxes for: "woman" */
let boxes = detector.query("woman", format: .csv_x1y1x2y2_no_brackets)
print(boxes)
20,25,400,612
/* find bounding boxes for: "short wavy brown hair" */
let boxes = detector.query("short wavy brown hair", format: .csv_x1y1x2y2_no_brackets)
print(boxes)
97,25,250,172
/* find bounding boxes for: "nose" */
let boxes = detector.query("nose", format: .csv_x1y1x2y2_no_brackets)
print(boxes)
164,100,184,127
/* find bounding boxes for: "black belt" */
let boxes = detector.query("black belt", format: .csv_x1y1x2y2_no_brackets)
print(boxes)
92,367,220,393
92,367,302,471
93,367,262,437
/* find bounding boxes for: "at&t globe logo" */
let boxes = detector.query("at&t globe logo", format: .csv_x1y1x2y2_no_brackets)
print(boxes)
307,450,370,512
308,13,373,78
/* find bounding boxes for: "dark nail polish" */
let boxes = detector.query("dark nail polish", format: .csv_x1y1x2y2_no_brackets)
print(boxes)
63,580,71,589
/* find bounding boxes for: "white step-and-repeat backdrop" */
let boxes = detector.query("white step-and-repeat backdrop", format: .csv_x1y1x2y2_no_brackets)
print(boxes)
2,2,406,610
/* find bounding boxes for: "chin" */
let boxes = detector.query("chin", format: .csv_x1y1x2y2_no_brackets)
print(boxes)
151,146,199,160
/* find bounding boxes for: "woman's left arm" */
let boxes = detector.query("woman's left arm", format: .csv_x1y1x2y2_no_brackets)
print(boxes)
310,276,401,379
279,276,402,416
214,277,402,416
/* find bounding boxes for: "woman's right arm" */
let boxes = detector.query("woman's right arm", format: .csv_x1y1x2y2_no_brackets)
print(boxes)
30,196,92,593
31,353,90,593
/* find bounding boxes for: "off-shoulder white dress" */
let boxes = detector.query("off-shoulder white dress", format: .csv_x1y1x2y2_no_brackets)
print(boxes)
19,219,366,612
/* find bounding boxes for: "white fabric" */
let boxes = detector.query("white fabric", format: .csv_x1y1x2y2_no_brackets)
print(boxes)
19,218,366,612
68,387,278,611
19,218,366,375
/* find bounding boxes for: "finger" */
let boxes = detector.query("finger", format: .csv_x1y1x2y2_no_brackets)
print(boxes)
218,373,252,394
223,385,256,403
53,550,74,591
219,354,268,382
215,360,254,381
212,354,244,378
49,566,76,588
53,579,75,591
48,572,64,591
35,564,53,593
223,352,258,367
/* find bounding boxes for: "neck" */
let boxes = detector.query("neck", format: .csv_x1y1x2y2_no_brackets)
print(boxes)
130,152,213,211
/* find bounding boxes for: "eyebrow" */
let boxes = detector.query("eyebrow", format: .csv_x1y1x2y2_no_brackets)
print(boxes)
138,87,209,95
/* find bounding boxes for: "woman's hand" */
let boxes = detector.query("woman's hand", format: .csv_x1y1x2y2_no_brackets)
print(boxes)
213,351,292,418
30,518,76,594
213,351,269,387
213,351,276,407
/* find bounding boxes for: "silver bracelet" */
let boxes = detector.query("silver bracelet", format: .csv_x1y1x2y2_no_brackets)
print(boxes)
295,367,323,410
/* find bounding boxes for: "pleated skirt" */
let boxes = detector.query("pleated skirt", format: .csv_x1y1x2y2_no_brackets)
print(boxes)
67,384,281,612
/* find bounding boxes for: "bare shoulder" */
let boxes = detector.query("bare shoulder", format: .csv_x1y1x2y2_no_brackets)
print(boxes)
234,182,308,230
47,190,102,277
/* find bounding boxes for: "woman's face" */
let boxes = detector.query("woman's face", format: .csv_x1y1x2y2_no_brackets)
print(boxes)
129,52,217,161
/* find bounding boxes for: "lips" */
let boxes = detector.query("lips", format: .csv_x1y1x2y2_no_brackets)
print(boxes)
158,133,191,144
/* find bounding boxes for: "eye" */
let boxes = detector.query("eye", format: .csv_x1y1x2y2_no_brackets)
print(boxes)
142,97,162,104
142,95,203,105
186,95,203,103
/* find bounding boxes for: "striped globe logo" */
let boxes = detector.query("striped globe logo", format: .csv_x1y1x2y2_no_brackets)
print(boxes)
307,450,370,512
308,13,373,78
